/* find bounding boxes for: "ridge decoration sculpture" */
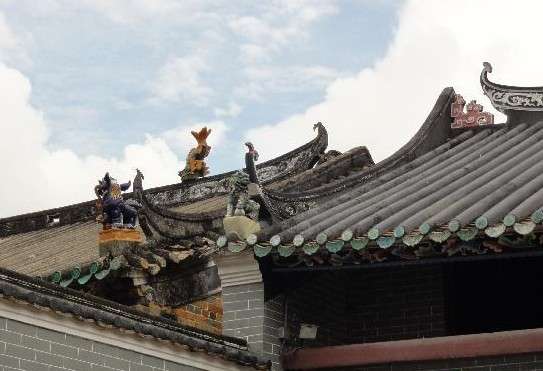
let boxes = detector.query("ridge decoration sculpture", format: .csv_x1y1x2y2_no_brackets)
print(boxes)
480,62,543,113
179,127,212,181
94,172,140,229
450,94,494,129
225,142,260,221
222,142,263,242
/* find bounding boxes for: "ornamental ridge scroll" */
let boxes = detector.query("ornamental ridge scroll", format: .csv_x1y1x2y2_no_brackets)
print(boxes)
480,62,543,113
450,94,494,129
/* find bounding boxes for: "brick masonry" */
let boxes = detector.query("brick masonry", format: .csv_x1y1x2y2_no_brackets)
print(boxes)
173,294,223,335
0,317,202,371
222,283,284,370
333,352,543,370
283,264,445,347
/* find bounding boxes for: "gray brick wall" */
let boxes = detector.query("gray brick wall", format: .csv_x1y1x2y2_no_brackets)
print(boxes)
0,317,202,371
222,283,284,370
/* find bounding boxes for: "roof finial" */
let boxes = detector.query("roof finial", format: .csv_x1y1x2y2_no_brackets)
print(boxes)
178,127,212,182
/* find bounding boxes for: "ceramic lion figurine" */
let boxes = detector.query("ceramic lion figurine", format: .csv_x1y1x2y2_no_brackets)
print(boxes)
178,127,212,181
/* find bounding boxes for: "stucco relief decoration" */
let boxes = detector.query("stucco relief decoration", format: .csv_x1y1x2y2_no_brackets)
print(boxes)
450,94,494,129
480,62,543,113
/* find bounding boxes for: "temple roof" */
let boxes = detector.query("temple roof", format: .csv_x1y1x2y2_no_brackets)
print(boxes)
261,120,543,248
0,124,369,277
215,78,543,266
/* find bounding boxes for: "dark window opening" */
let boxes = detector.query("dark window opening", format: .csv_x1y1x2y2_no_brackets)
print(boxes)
444,256,543,335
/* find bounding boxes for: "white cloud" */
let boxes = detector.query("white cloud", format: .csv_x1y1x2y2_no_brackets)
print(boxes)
230,1,338,65
0,63,224,217
149,55,212,105
235,65,341,100
77,0,203,24
0,13,30,66
246,0,543,162
214,102,242,118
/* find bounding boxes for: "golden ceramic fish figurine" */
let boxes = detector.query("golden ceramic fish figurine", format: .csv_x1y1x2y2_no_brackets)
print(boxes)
179,127,212,181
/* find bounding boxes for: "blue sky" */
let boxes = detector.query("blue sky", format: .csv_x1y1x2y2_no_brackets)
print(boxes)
1,1,401,174
3,0,543,217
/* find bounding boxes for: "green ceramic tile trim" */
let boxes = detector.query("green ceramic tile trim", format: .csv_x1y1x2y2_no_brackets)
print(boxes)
303,242,319,255
457,227,478,241
278,244,295,257
254,244,272,257
485,224,506,238
326,240,344,253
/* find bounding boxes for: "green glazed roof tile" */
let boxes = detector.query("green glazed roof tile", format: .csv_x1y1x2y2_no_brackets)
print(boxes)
278,245,295,257
513,221,536,235
341,229,353,242
227,242,246,253
254,244,272,257
316,233,328,245
326,240,344,253
428,230,451,243
350,238,368,251
457,227,478,241
377,236,395,249
402,234,424,247
485,223,506,238
303,242,320,255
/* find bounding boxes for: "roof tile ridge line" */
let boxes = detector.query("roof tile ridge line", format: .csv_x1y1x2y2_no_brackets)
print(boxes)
269,146,374,193
419,123,543,231
375,135,543,237
258,129,481,240
265,87,459,200
140,188,224,221
505,188,543,225
0,222,93,255
271,128,499,242
369,123,540,235
131,123,326,199
0,268,248,348
480,174,543,226
0,199,95,224
266,127,494,203
0,126,327,225
481,61,543,92
316,126,521,239
262,130,480,206
452,157,543,229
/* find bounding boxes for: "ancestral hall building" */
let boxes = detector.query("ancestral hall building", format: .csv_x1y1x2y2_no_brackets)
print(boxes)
2,63,543,370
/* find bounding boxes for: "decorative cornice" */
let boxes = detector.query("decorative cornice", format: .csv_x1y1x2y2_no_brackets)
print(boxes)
214,251,262,287
450,94,494,129
481,62,543,113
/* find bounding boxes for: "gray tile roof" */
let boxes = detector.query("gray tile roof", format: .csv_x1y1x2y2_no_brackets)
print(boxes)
251,117,543,255
0,132,370,276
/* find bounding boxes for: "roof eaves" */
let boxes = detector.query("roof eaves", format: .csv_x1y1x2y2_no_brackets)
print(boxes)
0,267,270,370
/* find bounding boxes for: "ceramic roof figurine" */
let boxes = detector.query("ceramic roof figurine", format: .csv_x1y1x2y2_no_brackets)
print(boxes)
179,127,212,181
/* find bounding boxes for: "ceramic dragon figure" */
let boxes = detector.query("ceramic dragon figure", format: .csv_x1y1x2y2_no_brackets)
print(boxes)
178,127,212,181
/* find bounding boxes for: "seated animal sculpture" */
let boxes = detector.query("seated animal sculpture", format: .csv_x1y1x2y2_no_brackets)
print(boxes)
95,172,139,228
179,127,212,181
225,171,260,220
